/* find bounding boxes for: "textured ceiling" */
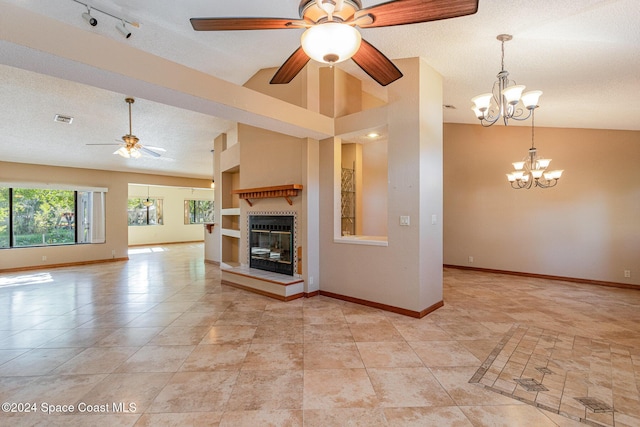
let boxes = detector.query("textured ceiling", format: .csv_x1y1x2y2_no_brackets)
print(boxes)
1,0,638,179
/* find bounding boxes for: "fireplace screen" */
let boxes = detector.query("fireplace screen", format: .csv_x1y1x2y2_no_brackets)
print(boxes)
249,215,294,276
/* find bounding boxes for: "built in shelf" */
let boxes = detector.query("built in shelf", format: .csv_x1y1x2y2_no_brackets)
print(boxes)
221,208,241,216
222,228,241,239
231,184,303,207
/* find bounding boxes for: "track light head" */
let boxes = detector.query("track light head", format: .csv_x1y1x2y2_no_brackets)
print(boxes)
82,11,97,26
116,21,131,38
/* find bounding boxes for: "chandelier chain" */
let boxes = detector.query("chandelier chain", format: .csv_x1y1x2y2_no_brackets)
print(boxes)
531,109,535,149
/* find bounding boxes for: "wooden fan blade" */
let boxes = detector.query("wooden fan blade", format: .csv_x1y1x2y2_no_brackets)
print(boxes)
270,47,310,84
190,17,307,31
351,39,403,86
356,0,479,28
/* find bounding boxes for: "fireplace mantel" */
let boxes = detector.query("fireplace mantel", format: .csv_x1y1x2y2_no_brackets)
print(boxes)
231,184,303,207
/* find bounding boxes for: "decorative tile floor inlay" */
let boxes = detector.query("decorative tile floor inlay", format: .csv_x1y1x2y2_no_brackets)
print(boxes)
470,324,638,427
514,378,548,392
575,397,614,413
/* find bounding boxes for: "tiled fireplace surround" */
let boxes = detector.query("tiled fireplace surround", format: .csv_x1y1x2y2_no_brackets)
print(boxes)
221,211,304,301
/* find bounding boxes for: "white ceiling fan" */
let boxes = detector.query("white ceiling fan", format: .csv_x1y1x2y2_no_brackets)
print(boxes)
87,97,166,159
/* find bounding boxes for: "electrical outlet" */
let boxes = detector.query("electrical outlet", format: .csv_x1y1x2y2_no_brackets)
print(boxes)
624,270,631,278
309,276,314,285
468,256,474,263
112,249,116,257
42,255,47,261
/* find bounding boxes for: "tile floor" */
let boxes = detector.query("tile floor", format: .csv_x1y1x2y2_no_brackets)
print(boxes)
0,243,638,426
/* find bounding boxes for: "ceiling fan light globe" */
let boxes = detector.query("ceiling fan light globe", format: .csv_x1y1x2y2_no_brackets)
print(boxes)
115,147,130,158
301,22,361,65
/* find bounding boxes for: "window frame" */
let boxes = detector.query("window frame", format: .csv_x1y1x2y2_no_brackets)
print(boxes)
0,185,107,249
127,197,164,227
184,199,214,225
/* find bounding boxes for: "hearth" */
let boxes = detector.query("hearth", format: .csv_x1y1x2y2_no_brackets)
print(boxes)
249,215,294,276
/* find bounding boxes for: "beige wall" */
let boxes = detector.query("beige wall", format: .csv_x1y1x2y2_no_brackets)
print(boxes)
443,124,640,286
0,161,209,270
319,58,444,313
236,124,315,286
362,140,388,236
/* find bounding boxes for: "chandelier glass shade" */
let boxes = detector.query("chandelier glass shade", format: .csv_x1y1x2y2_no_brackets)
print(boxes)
301,22,362,65
507,111,563,189
471,34,542,126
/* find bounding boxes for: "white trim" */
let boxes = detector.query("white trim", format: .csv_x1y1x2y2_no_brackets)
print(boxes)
221,208,240,216
334,236,388,247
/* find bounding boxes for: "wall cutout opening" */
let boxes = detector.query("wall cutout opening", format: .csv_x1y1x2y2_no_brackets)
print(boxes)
339,128,388,243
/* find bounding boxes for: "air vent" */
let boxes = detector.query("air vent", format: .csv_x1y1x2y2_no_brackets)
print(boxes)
54,114,74,124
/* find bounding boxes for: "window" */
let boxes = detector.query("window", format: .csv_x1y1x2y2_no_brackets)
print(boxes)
12,188,75,247
184,200,214,224
0,186,107,249
128,198,163,226
77,191,106,244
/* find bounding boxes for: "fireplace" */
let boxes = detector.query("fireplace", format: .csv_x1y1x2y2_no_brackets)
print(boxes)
249,215,294,276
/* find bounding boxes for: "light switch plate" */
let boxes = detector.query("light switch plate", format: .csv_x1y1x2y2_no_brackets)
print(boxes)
400,216,410,226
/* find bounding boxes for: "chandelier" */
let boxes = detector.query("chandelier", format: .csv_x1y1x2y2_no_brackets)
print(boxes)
471,34,542,126
507,110,563,189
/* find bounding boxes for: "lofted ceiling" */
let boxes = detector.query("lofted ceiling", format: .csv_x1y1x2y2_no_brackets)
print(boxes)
1,0,638,180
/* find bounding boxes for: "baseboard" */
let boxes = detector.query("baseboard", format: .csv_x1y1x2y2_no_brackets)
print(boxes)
128,240,204,247
319,290,444,319
204,259,220,266
444,264,638,290
0,257,129,273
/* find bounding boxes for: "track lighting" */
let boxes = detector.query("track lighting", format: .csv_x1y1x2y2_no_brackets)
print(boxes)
71,0,139,39
116,20,131,39
82,8,97,26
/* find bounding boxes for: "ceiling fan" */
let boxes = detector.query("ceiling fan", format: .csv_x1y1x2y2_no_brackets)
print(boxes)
190,0,479,86
87,97,166,159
